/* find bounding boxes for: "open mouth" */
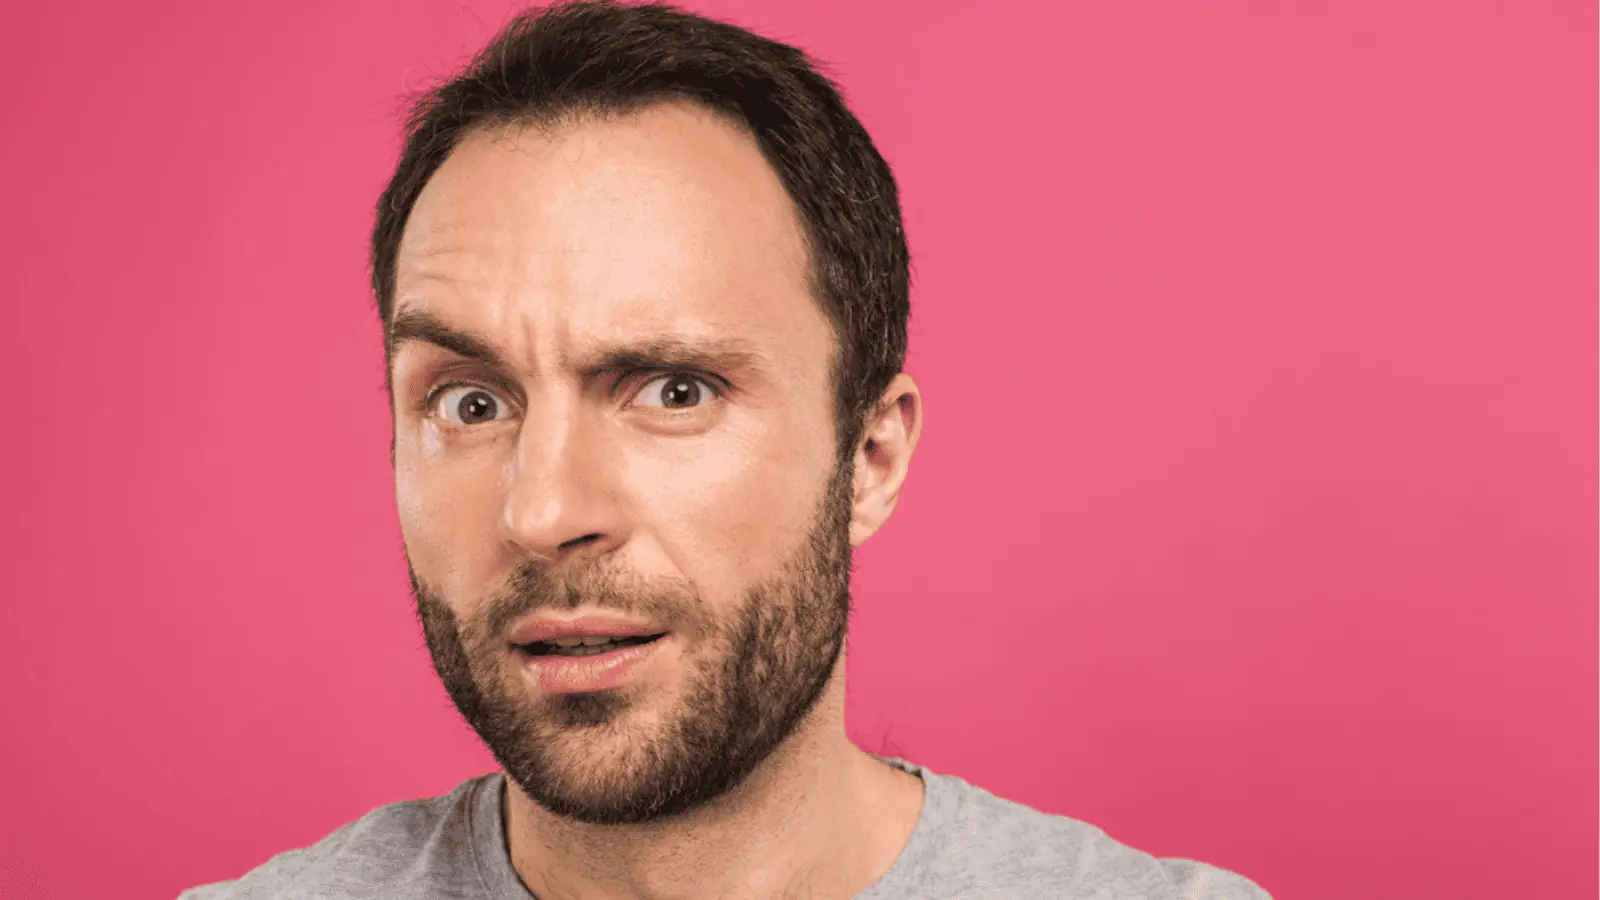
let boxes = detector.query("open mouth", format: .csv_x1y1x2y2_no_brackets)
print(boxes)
517,633,668,658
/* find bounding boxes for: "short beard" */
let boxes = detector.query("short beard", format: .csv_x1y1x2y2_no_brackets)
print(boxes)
411,458,856,825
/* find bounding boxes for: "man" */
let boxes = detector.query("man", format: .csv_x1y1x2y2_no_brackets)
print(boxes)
182,2,1271,898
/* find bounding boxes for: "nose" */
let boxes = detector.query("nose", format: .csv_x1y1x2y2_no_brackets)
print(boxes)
500,407,626,564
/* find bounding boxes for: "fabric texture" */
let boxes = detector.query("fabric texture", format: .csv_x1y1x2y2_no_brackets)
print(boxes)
178,759,1272,899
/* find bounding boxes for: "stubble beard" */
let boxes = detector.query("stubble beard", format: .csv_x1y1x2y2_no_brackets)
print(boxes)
410,459,856,825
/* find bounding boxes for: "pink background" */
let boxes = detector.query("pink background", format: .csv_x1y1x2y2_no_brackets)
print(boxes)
2,1,1594,898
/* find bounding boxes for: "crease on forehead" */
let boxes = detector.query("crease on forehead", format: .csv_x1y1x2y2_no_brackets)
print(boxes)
388,100,826,385
387,299,779,380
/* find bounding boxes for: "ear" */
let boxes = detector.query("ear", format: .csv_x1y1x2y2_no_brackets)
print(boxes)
849,373,923,547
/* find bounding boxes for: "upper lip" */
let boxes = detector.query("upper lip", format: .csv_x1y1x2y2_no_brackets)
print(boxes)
508,613,668,646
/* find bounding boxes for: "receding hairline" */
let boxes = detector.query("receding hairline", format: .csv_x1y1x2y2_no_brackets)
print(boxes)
455,90,757,140
388,94,832,334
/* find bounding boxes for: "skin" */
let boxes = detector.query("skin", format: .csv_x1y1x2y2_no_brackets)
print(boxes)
389,101,925,899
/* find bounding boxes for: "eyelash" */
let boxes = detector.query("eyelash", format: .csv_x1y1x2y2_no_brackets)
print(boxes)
419,370,724,420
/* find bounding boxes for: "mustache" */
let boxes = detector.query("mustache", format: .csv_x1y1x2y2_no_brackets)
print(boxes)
481,559,702,639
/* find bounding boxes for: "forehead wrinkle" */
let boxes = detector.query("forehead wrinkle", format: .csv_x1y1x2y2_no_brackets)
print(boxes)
388,302,782,390
391,106,826,393
397,213,522,278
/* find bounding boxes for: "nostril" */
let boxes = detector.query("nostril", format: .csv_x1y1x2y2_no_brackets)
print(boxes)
557,533,605,552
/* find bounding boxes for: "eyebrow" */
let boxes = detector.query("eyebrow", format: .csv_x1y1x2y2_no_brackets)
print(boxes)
386,306,771,382
388,307,506,371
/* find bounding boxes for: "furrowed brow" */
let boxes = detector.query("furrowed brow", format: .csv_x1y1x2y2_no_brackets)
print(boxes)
575,336,768,380
387,306,769,382
387,307,510,372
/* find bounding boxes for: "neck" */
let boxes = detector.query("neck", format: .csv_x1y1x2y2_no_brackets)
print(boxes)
502,673,925,900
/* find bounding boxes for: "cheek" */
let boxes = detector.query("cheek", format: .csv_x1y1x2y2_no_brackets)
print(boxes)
648,422,830,584
395,434,508,594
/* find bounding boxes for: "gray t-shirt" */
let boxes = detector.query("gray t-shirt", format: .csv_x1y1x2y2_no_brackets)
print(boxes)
178,759,1272,899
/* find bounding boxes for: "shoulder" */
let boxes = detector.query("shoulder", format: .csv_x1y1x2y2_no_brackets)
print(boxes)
175,774,495,900
909,765,1273,900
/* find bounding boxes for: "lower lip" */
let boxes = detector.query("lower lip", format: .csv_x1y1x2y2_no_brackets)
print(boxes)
519,637,667,694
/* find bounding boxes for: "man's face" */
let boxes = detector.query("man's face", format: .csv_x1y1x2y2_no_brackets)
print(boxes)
389,104,856,825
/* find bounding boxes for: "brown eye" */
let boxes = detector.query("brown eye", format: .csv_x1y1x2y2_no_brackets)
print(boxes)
433,385,507,425
636,374,710,410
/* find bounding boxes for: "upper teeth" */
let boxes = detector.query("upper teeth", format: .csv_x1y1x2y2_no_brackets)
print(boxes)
549,636,625,647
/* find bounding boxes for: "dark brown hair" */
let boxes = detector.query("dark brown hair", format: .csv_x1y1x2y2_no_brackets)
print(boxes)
370,0,911,457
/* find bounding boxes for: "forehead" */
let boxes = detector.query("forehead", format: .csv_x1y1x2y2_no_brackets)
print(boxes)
392,102,826,370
